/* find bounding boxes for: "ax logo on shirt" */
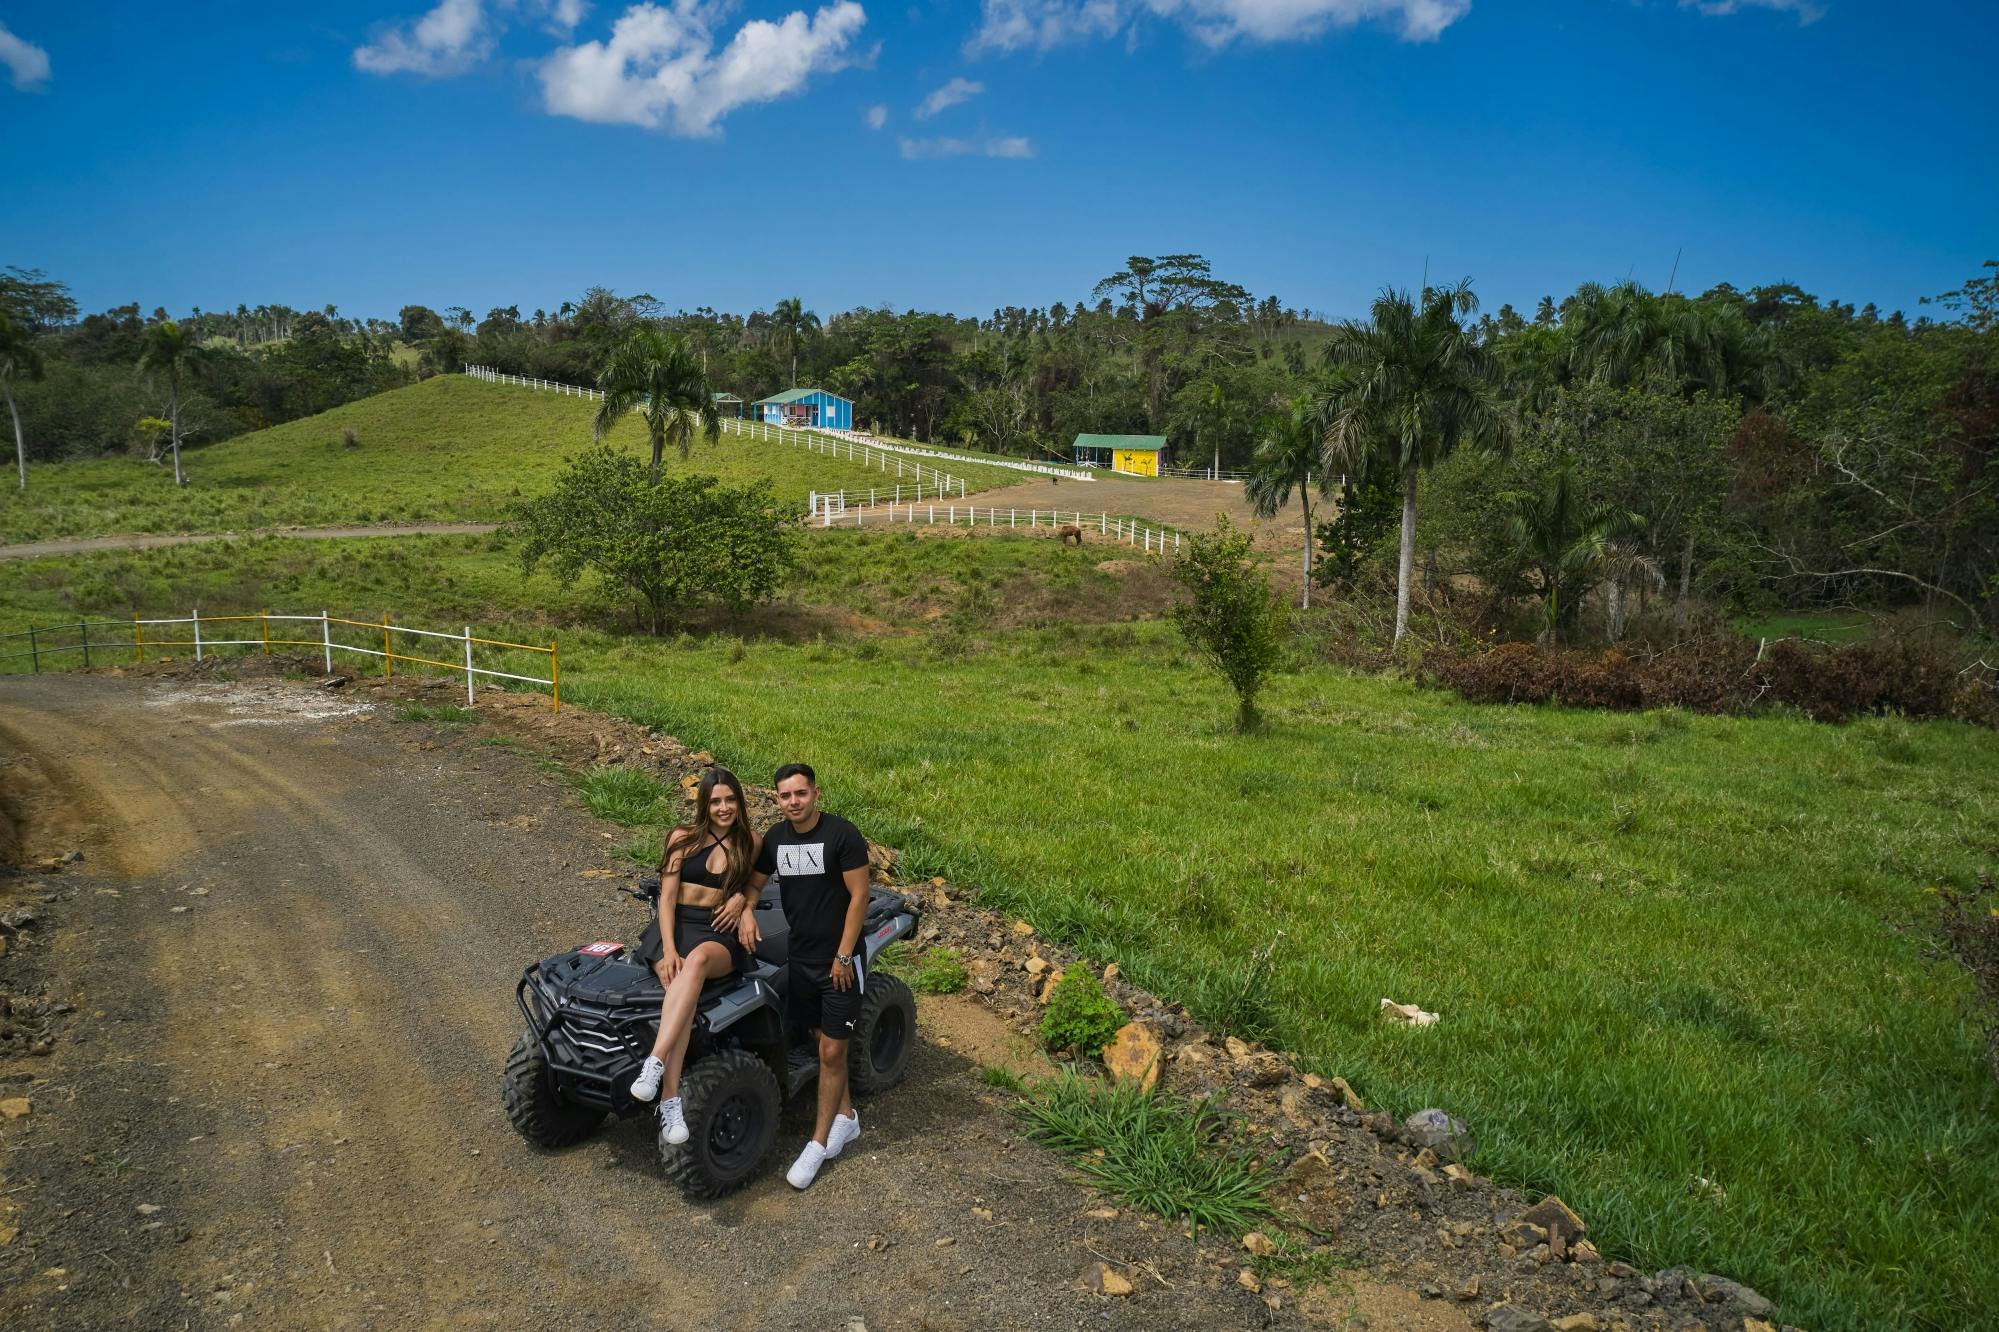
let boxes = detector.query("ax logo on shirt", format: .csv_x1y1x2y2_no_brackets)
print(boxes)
776,843,825,877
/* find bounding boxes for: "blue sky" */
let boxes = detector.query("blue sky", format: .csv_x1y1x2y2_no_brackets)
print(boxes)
3,0,1993,324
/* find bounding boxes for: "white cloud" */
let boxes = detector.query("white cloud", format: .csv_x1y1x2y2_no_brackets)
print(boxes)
916,75,984,118
539,0,868,136
0,21,53,91
899,133,1033,159
1680,0,1823,23
967,0,1465,53
865,102,888,128
355,0,492,75
547,0,592,30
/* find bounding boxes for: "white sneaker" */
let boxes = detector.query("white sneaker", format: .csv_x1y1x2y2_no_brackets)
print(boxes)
630,1056,666,1103
786,1139,827,1190
658,1096,689,1146
826,1111,860,1159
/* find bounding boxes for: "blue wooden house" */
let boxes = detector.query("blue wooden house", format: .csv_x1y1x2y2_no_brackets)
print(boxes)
755,387,853,431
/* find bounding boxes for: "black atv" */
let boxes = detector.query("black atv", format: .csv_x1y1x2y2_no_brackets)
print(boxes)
504,874,920,1198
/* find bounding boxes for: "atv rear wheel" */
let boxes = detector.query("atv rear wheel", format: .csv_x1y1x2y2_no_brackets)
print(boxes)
503,1032,604,1149
661,1048,781,1199
849,973,916,1096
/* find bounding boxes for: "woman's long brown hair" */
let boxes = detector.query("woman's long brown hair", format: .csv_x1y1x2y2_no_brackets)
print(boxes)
663,766,755,898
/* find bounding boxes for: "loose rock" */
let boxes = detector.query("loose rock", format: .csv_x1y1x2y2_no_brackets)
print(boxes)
1697,1274,1775,1318
1102,1022,1164,1094
1085,1262,1133,1297
1485,1304,1555,1332
1522,1196,1586,1248
1403,1108,1476,1163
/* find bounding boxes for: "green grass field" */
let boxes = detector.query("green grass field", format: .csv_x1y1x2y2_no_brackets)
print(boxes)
0,376,1018,543
1,523,1994,1328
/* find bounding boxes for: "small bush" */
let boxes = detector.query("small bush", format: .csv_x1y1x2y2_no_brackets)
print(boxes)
1425,624,1998,726
340,426,359,449
909,946,969,994
1014,1070,1281,1237
576,765,669,826
1039,963,1125,1057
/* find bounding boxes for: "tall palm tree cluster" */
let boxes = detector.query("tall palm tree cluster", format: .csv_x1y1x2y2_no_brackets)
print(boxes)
1245,277,1791,645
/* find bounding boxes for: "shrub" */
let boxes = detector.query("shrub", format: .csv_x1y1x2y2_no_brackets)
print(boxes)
1039,963,1126,1057
1425,624,1998,726
1014,1070,1281,1237
909,946,969,995
1172,517,1289,731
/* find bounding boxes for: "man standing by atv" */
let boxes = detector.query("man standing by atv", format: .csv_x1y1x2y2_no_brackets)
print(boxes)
744,763,873,1189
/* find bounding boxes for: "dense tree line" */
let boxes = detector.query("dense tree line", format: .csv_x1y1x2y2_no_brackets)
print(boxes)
0,268,409,471
2,256,1990,635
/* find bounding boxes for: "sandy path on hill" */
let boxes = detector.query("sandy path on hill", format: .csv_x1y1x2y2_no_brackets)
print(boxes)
0,523,500,562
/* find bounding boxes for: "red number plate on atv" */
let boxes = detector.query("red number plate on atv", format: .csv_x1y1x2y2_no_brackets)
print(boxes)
578,941,622,957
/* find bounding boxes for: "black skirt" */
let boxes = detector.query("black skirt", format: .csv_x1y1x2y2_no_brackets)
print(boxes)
638,905,748,974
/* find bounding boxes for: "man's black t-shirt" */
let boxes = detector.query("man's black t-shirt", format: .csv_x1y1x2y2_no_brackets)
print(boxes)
754,812,870,964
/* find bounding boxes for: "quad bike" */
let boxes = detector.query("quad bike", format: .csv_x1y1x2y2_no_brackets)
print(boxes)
504,874,920,1197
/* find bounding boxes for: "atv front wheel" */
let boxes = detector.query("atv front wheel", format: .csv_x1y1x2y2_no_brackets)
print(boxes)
661,1048,780,1199
849,973,916,1096
503,1032,604,1149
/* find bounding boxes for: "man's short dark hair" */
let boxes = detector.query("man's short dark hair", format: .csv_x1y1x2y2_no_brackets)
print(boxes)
774,762,816,788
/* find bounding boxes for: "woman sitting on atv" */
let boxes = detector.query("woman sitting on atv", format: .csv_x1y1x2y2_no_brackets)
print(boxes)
628,767,761,1145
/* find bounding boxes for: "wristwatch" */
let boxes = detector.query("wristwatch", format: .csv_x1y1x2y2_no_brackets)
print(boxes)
835,953,856,966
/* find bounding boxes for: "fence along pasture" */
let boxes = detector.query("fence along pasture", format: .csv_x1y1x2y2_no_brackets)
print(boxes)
0,611,560,709
803,494,1182,555
463,365,973,500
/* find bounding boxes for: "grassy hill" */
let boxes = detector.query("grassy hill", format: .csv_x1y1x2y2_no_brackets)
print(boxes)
0,376,1019,544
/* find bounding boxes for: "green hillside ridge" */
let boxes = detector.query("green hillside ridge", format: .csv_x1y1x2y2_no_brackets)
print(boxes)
0,376,1019,544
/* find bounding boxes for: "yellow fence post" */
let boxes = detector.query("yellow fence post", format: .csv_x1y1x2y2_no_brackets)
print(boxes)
382,614,392,678
261,609,271,654
550,641,560,713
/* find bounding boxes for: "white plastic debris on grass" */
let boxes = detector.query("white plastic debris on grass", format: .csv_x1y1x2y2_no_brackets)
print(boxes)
1380,998,1440,1027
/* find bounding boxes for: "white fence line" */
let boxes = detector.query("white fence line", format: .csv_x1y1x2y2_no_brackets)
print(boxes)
804,501,1182,556
129,609,560,710
796,427,1095,482
463,365,972,499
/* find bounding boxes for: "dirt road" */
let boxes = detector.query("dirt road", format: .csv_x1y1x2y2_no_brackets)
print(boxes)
0,522,499,562
0,674,1433,1332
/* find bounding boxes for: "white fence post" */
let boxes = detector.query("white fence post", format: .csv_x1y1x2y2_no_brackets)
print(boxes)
192,608,202,662
464,626,476,706
321,610,333,672
1100,513,1107,535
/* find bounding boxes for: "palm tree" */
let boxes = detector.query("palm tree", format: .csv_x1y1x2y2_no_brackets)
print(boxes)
1320,281,1508,645
0,309,45,490
595,328,719,485
1505,454,1645,642
1246,395,1324,608
139,319,202,487
769,297,820,387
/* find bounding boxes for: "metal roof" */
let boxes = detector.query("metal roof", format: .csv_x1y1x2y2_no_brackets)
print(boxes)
1073,433,1167,452
754,387,851,406
712,392,744,402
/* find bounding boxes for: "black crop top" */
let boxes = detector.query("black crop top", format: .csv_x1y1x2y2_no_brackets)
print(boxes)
672,833,730,892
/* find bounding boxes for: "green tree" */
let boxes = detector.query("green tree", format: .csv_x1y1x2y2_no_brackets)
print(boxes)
594,328,719,485
1503,454,1645,641
138,319,205,486
1321,281,1508,645
0,308,45,489
509,448,796,633
1245,394,1324,607
1172,517,1289,732
769,296,820,388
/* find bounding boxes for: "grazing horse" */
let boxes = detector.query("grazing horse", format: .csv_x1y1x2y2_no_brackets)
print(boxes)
1056,524,1083,547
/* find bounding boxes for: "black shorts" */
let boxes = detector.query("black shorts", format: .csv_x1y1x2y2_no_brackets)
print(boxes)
636,907,748,974
789,955,865,1039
